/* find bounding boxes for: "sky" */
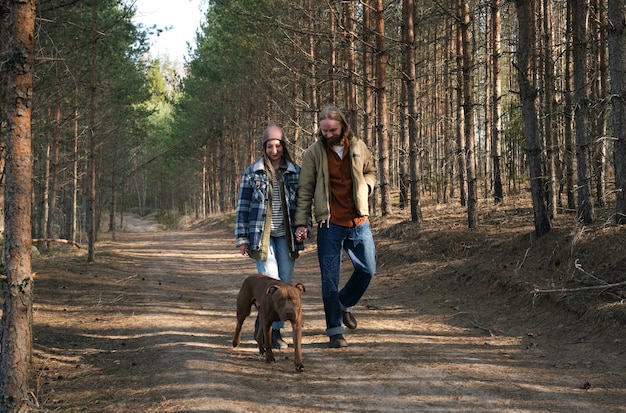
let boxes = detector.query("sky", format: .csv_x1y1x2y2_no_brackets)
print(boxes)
132,0,206,63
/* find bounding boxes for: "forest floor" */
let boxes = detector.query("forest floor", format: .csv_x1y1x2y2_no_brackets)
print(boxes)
27,195,626,412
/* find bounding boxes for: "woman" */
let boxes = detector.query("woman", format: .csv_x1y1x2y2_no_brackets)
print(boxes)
234,120,305,349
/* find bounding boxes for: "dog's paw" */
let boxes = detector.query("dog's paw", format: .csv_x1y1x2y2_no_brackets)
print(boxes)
265,355,276,364
295,363,304,372
258,346,266,356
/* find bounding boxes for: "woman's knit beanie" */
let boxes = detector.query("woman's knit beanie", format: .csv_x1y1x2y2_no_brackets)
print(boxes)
262,120,284,145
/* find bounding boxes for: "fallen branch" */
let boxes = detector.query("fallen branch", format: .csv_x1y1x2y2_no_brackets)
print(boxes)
533,280,626,294
471,320,495,336
32,238,82,249
574,259,609,285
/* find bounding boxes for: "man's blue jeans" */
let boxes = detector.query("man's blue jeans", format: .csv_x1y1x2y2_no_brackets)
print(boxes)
256,235,295,330
317,221,376,337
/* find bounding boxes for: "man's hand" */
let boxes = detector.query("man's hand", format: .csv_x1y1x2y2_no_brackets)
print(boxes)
295,226,308,242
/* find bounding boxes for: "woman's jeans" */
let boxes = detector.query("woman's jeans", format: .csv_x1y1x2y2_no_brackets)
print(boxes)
317,221,376,337
256,235,295,330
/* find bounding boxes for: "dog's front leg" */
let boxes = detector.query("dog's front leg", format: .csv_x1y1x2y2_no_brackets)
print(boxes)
257,314,276,363
263,323,276,364
291,321,304,372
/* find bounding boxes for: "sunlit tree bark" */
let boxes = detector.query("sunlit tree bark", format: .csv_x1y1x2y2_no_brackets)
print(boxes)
455,0,467,208
490,0,504,204
87,0,98,261
362,0,374,149
307,0,319,139
460,0,477,228
342,1,357,129
374,0,391,216
1,0,36,410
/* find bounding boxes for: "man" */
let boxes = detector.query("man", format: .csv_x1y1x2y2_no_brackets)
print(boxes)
294,105,377,348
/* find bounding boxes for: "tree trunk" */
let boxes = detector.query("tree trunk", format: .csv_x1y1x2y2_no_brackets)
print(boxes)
455,0,467,208
541,0,558,218
591,0,608,207
572,0,594,223
443,24,456,204
218,112,227,213
362,0,377,216
307,0,318,140
1,1,36,410
374,0,391,216
400,1,410,211
0,2,6,238
515,0,551,237
460,0,477,228
109,170,116,241
607,0,626,223
328,2,337,104
564,2,576,211
483,15,492,201
202,147,208,219
362,0,374,149
87,0,99,261
403,0,423,223
42,141,50,239
399,82,409,210
490,0,504,204
72,90,80,244
342,1,357,129
47,68,62,246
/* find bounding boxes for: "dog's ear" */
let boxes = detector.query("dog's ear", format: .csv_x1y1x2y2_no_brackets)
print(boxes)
265,285,279,296
294,283,306,293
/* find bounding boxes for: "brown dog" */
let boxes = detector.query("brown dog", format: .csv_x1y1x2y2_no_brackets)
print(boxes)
232,274,306,372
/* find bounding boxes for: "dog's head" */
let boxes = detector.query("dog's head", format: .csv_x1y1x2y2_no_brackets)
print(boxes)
264,283,305,321
264,282,305,296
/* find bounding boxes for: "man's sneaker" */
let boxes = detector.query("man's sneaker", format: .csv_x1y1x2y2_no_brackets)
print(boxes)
329,334,348,348
272,330,288,349
342,311,357,329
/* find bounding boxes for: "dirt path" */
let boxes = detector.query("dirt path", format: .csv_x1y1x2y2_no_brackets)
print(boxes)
31,215,626,412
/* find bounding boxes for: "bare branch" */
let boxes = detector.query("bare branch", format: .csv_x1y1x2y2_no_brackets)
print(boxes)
532,280,626,294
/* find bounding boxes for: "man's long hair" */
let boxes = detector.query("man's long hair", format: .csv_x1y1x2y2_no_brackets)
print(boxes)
317,105,354,142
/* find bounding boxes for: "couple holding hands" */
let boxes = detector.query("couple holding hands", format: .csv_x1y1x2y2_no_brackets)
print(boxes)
235,105,377,349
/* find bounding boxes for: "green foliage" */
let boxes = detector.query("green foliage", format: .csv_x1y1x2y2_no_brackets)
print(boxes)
30,0,156,238
181,0,279,127
139,0,288,213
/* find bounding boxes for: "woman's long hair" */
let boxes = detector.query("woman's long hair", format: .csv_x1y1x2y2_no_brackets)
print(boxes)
262,131,294,178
